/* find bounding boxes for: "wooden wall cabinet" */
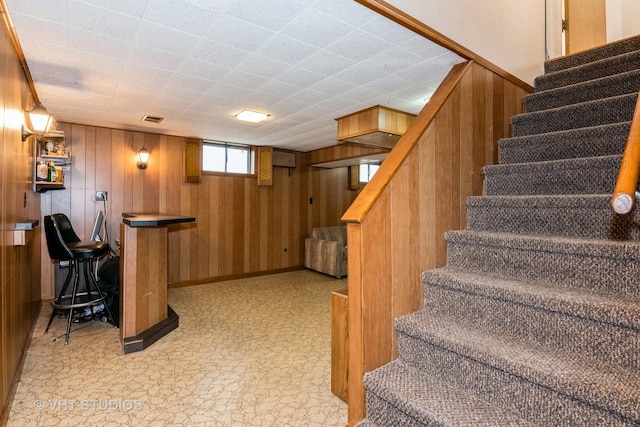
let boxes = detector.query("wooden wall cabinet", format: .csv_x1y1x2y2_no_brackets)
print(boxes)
336,105,416,149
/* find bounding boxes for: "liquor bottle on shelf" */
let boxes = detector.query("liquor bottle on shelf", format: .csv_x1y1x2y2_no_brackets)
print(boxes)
48,162,58,182
36,161,48,182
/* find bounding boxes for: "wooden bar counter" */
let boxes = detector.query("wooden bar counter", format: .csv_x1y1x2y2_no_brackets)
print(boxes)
119,213,195,353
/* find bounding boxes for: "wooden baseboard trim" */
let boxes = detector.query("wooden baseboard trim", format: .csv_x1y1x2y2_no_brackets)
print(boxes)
122,306,179,354
168,266,305,288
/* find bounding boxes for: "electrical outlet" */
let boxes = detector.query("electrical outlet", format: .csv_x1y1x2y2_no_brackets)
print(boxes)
95,191,108,201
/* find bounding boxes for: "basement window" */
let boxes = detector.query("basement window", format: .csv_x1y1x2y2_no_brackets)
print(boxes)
203,141,254,175
359,163,380,183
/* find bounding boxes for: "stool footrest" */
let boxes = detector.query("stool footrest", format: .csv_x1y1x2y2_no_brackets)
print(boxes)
52,292,107,309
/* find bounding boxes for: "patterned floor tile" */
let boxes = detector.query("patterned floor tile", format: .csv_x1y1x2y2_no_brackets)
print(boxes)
8,270,348,426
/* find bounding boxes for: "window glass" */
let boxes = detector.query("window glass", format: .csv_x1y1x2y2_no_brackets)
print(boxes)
359,164,380,183
226,146,250,174
202,144,226,172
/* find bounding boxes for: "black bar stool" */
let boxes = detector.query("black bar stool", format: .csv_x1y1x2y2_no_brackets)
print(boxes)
44,213,115,344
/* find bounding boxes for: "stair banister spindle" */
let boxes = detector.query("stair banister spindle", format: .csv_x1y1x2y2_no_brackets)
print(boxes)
612,90,640,214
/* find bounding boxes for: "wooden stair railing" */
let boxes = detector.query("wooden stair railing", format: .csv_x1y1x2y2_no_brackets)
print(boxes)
612,90,640,214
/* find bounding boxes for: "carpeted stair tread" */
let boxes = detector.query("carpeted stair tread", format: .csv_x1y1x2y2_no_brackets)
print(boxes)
363,361,536,427
395,313,640,423
421,267,640,369
445,230,640,297
446,229,640,261
422,267,640,332
466,194,640,240
511,93,637,137
544,35,640,74
498,122,630,164
355,421,380,427
484,154,622,195
525,69,640,112
535,49,640,91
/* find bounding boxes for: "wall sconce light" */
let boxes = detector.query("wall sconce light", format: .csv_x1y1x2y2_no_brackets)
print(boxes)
137,146,150,169
22,103,53,141
21,124,35,141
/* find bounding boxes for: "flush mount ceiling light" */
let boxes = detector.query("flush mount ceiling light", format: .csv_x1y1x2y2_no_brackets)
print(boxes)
236,110,270,123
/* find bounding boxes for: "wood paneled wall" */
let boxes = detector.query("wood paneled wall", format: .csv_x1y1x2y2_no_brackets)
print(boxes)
39,124,361,299
342,61,530,421
0,20,42,424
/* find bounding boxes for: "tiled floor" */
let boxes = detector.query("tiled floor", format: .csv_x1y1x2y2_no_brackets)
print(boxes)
8,270,348,426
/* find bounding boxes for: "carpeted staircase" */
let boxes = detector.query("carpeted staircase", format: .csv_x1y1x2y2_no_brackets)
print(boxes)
358,36,640,426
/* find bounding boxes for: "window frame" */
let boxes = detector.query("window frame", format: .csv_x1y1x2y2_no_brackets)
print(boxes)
202,141,255,177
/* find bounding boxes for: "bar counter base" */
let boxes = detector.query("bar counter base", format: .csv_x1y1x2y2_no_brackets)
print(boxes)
120,213,195,354
122,305,179,354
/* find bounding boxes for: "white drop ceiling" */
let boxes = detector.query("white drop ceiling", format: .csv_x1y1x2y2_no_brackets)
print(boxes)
6,0,463,152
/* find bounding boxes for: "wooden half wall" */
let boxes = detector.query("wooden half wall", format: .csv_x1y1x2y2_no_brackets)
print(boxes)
39,125,362,299
342,61,530,421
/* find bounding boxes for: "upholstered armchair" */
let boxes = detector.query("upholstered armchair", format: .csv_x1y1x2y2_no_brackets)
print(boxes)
304,226,348,278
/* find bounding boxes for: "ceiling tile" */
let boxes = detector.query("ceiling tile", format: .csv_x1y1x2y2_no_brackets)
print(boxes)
333,63,384,86
177,59,230,81
234,55,290,80
313,0,376,28
129,45,186,71
167,74,217,93
5,0,67,24
121,63,173,84
185,0,234,14
362,48,425,75
68,1,140,40
143,0,220,36
254,80,302,98
297,49,356,76
225,0,306,32
254,33,317,65
281,8,353,48
204,14,273,52
135,20,201,56
80,0,149,18
68,28,132,61
219,69,270,90
10,13,67,47
308,77,356,96
274,66,325,88
191,40,248,68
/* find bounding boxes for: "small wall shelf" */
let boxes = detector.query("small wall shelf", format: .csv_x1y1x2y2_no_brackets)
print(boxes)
35,181,66,193
39,154,71,166
33,135,71,193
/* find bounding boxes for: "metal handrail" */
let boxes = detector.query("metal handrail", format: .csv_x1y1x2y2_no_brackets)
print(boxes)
612,90,640,214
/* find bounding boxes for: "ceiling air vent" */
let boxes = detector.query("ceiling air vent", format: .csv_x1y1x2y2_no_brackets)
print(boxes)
142,115,164,123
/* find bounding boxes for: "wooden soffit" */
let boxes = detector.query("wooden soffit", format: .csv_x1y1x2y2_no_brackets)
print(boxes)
335,105,416,149
306,142,390,168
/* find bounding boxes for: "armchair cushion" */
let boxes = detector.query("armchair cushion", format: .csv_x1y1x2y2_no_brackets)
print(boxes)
304,226,347,278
